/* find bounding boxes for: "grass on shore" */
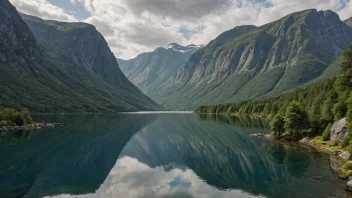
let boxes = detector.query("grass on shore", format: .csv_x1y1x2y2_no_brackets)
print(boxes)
309,136,352,178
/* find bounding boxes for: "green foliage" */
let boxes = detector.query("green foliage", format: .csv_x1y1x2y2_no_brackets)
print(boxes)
342,133,352,148
347,94,352,130
284,102,309,138
0,108,34,126
343,162,352,171
322,123,332,141
0,13,162,113
195,45,352,141
270,114,285,137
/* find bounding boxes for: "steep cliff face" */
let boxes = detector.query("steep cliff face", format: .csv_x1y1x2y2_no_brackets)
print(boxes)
21,14,127,84
118,43,202,102
162,9,352,110
0,0,41,67
0,0,161,113
345,17,352,27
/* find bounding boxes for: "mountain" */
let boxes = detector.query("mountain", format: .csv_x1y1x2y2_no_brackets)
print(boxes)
151,9,352,110
345,17,352,27
118,43,202,103
0,0,161,113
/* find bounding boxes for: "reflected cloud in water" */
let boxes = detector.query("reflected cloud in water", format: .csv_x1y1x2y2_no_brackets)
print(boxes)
46,156,262,198
1,114,348,198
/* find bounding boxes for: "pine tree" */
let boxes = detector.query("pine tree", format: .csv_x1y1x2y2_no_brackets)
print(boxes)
270,114,285,138
284,102,310,137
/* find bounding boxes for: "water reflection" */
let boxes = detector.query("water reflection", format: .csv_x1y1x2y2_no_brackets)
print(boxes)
52,156,261,198
0,114,348,198
0,130,33,146
0,114,155,198
196,114,269,129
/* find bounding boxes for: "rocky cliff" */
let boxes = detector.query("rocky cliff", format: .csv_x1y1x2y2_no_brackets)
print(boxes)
345,17,352,27
118,43,202,103
330,117,348,142
0,0,161,113
160,9,352,110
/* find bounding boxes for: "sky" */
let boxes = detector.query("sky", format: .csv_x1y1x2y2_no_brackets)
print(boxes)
9,0,352,60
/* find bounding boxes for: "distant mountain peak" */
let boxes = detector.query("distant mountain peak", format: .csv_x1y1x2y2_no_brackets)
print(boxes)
165,43,203,53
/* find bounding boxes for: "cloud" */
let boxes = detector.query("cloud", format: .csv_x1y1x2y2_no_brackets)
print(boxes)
10,0,77,22
338,0,352,20
10,0,352,59
45,156,262,198
122,0,234,22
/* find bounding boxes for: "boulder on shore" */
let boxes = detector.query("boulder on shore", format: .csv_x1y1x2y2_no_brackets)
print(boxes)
330,117,348,142
339,151,351,160
299,137,311,144
347,180,352,192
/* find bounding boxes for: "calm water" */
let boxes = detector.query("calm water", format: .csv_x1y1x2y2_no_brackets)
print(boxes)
0,113,349,198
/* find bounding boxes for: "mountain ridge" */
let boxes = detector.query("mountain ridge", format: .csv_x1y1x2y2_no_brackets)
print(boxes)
345,17,352,27
0,0,162,113
154,9,352,110
118,43,202,103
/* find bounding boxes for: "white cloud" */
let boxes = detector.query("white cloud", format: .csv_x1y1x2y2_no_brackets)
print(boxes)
338,0,352,20
45,156,262,198
10,0,77,22
9,0,352,59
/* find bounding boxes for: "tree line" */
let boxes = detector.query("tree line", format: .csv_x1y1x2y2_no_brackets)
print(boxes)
195,46,352,142
0,108,33,127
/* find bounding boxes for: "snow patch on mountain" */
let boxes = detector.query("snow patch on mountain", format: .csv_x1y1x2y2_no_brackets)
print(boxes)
165,43,203,53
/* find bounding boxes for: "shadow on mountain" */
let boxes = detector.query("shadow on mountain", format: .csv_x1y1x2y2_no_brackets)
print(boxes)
0,114,155,198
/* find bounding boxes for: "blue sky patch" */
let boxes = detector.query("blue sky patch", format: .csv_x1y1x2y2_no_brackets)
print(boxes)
179,25,206,40
48,0,91,20
169,176,192,188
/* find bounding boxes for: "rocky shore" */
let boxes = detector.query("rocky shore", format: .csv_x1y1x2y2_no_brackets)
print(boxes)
249,133,271,139
251,117,352,193
0,123,64,132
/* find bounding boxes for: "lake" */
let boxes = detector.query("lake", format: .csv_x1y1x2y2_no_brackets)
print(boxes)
0,113,349,198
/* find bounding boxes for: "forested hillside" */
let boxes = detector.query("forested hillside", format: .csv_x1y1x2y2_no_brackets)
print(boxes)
0,0,162,113
195,45,352,145
150,9,352,110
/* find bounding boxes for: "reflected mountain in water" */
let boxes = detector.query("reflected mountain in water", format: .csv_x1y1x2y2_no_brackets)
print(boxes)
0,114,348,198
0,114,155,198
119,114,345,197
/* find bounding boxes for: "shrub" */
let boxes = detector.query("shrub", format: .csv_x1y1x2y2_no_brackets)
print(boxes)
322,123,332,141
0,120,7,127
342,134,352,148
0,108,33,126
343,162,352,171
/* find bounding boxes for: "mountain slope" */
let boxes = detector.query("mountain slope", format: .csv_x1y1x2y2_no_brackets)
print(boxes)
118,43,202,103
345,17,352,27
157,9,352,110
0,1,161,113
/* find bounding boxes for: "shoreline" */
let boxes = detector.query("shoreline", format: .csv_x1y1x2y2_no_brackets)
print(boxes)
0,123,64,132
250,133,352,192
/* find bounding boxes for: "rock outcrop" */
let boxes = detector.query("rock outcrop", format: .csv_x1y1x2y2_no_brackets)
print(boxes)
339,151,351,160
143,9,352,110
345,17,352,28
0,123,63,132
330,156,344,172
330,117,348,142
299,137,312,143
0,0,162,113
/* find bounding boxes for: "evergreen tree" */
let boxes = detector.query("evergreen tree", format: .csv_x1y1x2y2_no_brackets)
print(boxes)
346,94,352,130
321,97,334,122
322,123,332,141
270,114,285,138
334,45,352,93
284,102,309,137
